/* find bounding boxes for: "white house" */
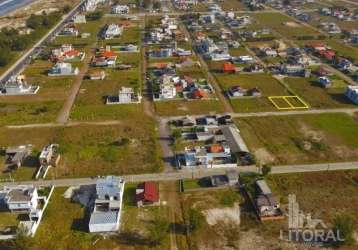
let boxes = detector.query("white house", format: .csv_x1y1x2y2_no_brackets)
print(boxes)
1,185,38,212
111,5,129,14
345,85,358,104
1,75,39,96
73,14,86,24
104,24,123,39
89,176,125,233
48,62,79,76
106,87,142,104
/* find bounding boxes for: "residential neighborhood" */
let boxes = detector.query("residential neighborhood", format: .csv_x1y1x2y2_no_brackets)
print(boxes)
0,0,358,249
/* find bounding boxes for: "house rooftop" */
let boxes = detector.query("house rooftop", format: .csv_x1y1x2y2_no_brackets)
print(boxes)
89,211,118,225
96,176,124,198
256,179,272,195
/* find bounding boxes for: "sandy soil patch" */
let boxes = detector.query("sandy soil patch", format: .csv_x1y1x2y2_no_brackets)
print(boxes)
283,21,301,28
254,147,275,164
204,204,240,226
0,0,79,30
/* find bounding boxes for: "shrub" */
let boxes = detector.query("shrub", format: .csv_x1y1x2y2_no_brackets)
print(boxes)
333,214,355,246
188,208,205,233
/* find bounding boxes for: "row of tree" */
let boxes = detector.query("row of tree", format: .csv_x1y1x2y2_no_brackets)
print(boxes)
0,9,66,67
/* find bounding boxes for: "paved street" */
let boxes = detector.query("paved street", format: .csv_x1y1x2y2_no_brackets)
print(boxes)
2,161,358,187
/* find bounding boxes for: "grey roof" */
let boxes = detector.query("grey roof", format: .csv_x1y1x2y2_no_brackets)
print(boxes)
221,126,249,153
255,194,278,207
255,179,272,195
7,188,34,202
96,176,124,198
89,211,118,225
211,175,229,186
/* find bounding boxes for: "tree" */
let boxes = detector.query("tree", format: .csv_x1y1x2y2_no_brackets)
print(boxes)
188,208,205,233
62,5,71,13
148,217,169,245
333,214,355,246
86,11,103,21
153,1,161,10
172,129,181,141
0,48,12,67
262,164,272,176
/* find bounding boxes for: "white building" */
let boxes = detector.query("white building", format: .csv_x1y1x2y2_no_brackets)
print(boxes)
1,75,39,96
345,85,358,104
1,185,38,212
106,87,142,104
104,24,123,39
73,14,86,24
89,176,125,233
111,5,129,14
48,62,79,76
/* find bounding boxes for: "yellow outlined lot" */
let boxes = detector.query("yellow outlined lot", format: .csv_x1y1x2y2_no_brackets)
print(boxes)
269,96,309,110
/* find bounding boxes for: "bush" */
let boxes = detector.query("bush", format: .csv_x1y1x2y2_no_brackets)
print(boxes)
86,11,103,21
148,217,169,245
0,48,12,66
188,208,205,233
262,164,272,176
333,214,355,246
220,191,237,207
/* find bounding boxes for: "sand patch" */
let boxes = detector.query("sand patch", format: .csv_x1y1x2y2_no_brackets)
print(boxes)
254,147,275,164
283,21,301,28
204,204,240,226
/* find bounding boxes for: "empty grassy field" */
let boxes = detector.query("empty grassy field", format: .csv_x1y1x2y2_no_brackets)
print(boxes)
251,12,320,39
236,171,358,249
0,122,162,180
219,0,247,11
267,170,358,226
214,73,290,112
154,100,225,116
181,188,242,249
236,113,358,165
284,76,356,108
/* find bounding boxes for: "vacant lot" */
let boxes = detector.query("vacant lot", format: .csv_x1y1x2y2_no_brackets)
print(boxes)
0,122,162,180
214,73,290,112
251,12,320,39
154,100,224,116
181,188,242,249
219,0,247,11
268,170,358,226
236,113,358,165
284,76,356,108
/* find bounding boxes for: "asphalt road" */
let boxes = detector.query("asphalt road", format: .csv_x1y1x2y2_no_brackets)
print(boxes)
2,161,358,187
0,0,86,84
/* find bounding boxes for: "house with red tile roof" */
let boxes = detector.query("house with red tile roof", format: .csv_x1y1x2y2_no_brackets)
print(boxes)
135,182,160,207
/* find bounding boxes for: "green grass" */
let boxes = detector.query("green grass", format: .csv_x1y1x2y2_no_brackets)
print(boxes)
252,12,320,38
0,101,63,125
284,76,355,109
28,183,171,249
0,212,19,231
0,122,163,180
183,179,202,190
236,113,358,165
214,73,290,112
154,100,225,116
267,170,358,225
